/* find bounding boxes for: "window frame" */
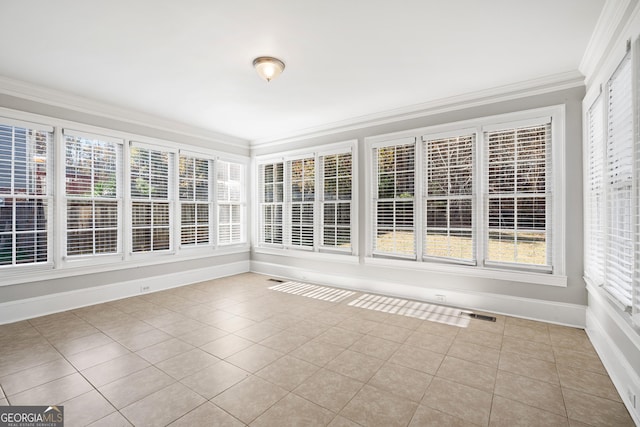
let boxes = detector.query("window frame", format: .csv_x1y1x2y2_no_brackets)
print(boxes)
257,159,285,247
584,49,640,323
255,140,357,256
482,117,554,273
370,137,417,260
364,106,566,286
129,141,176,256
0,117,54,271
422,128,477,266
216,158,246,246
178,151,213,248
62,129,124,262
285,154,316,250
319,147,354,253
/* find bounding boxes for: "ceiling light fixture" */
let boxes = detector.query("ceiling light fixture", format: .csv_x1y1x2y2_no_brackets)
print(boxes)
253,56,285,82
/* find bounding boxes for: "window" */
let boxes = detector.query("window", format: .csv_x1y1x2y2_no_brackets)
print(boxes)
130,145,173,253
0,110,249,281
372,140,416,258
257,143,355,253
217,160,244,245
423,132,474,263
367,109,561,278
64,131,122,257
320,151,352,250
0,119,52,267
485,121,551,269
585,96,605,285
605,54,633,309
259,162,284,245
179,154,210,246
287,157,315,248
585,51,639,321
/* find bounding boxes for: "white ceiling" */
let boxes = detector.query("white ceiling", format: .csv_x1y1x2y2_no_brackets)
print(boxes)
0,0,605,143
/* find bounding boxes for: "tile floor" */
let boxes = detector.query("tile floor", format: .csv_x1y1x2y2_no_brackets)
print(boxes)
0,272,635,426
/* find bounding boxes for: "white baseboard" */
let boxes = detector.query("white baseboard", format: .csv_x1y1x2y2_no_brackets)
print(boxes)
585,286,640,425
251,260,586,327
0,260,250,325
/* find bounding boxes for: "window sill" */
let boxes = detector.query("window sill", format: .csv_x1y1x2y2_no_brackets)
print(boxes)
585,280,640,337
253,246,360,264
365,257,567,287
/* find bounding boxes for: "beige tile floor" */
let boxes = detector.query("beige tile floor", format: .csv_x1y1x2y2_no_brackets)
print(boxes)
0,272,635,427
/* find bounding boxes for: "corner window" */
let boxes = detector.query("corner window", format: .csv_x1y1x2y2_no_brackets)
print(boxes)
585,52,636,313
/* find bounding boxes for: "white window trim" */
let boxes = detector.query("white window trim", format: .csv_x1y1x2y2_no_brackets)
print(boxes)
254,140,357,256
584,44,640,323
0,118,54,271
482,116,554,272
319,150,355,254
256,158,285,248
364,106,566,286
60,129,125,265
421,128,476,265
178,153,213,248
129,141,176,257
216,158,247,246
370,138,418,259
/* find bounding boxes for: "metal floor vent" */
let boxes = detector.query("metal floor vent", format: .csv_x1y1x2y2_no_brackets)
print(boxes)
268,281,356,302
469,313,497,322
348,293,472,328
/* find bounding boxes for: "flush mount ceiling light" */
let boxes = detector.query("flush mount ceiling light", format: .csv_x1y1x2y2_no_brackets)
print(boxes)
253,56,285,82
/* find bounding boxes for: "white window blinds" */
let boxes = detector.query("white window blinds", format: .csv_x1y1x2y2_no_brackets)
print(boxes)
0,120,52,266
605,53,633,309
320,152,352,250
287,157,315,248
179,154,210,246
485,121,552,269
130,145,173,253
64,131,122,257
585,97,605,285
217,160,243,245
423,133,475,262
373,141,416,258
259,162,284,245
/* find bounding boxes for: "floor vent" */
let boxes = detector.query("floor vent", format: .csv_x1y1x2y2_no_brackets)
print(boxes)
348,294,471,327
268,281,356,302
267,278,285,283
469,313,497,322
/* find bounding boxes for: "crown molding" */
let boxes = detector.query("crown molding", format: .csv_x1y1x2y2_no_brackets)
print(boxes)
579,0,637,85
250,70,585,149
0,75,250,150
